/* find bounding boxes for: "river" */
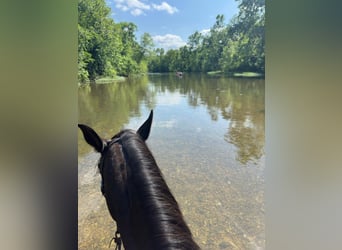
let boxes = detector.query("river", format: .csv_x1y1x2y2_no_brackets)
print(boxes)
78,73,265,249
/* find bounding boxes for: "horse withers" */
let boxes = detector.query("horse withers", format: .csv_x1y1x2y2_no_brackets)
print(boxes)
78,110,200,250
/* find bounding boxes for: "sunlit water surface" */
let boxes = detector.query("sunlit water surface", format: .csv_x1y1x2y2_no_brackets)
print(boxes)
78,74,265,249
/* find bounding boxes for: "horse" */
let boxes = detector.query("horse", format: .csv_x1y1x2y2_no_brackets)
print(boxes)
78,110,200,250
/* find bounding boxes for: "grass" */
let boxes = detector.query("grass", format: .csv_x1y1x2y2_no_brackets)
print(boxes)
78,76,126,86
95,76,126,84
207,71,264,78
233,72,264,77
207,70,223,75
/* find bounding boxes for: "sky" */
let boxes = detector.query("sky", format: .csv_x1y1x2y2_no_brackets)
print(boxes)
105,0,239,50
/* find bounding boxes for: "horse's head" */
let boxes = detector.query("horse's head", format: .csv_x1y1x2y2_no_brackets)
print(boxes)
78,110,153,222
79,110,200,249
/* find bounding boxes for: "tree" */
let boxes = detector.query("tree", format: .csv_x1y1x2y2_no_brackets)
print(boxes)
145,0,264,75
220,0,265,73
135,33,155,73
78,0,148,82
187,31,205,72
78,0,116,81
114,22,140,76
140,33,154,58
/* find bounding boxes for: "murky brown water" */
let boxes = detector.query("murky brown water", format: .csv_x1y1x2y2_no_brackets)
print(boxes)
78,73,265,249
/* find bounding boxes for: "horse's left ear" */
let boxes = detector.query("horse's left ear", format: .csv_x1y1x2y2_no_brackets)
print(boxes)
78,124,106,153
137,110,153,141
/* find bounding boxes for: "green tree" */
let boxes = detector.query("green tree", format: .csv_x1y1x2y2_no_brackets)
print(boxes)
78,24,92,82
145,0,264,75
140,33,154,59
164,49,180,72
136,32,155,73
78,0,115,81
207,15,228,71
78,0,148,82
220,0,265,73
115,22,138,76
148,48,168,72
187,31,204,71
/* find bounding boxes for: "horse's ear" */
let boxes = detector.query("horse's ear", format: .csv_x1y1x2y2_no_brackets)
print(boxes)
78,124,105,153
137,110,153,141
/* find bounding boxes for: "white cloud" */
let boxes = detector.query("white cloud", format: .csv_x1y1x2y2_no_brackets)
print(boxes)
152,2,178,14
114,0,150,15
124,0,150,10
113,0,178,16
131,8,144,16
152,34,186,50
119,5,129,11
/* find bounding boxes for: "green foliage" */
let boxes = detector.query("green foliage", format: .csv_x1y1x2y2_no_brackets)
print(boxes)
147,0,265,75
221,0,265,73
139,60,148,73
78,0,149,82
78,0,265,80
140,33,155,59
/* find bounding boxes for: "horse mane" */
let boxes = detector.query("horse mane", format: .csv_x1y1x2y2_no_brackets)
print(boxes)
119,129,200,249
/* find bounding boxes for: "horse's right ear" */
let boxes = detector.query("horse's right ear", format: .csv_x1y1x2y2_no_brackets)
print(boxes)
78,124,105,153
137,110,153,141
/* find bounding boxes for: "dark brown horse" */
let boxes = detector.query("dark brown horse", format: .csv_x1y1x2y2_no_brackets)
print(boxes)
78,110,200,250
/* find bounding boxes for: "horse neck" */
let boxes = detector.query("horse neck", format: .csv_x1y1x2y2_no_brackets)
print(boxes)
113,187,155,250
116,217,152,250
120,138,200,249
118,204,154,250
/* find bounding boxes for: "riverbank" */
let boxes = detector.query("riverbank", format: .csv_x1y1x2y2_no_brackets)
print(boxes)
78,76,126,85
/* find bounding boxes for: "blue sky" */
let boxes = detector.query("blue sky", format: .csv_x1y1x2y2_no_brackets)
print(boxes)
106,0,239,50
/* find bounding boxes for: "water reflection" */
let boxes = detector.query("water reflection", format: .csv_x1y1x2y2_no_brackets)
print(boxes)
79,74,264,164
78,74,265,249
147,74,265,164
78,75,151,155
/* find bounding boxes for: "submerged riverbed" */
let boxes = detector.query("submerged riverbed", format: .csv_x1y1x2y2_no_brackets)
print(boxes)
78,73,265,249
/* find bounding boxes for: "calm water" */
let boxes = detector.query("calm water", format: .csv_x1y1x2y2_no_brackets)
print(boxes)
78,73,265,249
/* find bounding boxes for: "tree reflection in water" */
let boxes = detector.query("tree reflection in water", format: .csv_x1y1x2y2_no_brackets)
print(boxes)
78,74,264,164
148,73,265,165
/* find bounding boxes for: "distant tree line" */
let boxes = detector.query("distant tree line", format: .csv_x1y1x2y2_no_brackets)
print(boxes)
78,0,264,83
148,0,265,74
